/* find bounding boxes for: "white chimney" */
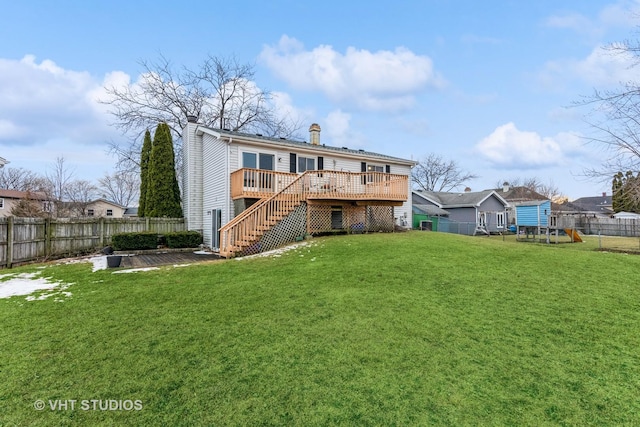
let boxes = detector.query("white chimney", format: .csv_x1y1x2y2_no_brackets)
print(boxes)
503,182,510,193
309,123,321,145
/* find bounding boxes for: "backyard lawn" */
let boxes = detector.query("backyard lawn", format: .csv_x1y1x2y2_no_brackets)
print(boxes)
1,231,639,426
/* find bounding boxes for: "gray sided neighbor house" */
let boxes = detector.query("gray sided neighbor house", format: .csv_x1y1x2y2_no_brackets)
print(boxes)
412,189,510,235
182,120,416,256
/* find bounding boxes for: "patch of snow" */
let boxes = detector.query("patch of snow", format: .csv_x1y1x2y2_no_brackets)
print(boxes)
0,272,71,300
172,264,192,268
112,267,159,274
235,241,312,260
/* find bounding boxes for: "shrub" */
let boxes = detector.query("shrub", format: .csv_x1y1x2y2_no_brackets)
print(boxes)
165,231,203,248
111,232,158,251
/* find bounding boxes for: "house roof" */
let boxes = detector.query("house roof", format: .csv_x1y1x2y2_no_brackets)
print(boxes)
0,189,49,200
613,211,640,219
492,186,547,202
89,198,125,209
413,189,509,209
570,195,613,215
196,126,417,166
413,203,449,216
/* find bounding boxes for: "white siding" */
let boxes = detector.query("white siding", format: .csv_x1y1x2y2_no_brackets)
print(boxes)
391,164,413,227
182,122,203,232
202,134,229,247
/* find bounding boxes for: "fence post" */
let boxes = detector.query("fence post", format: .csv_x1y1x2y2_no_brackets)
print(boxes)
45,217,51,257
7,216,13,269
99,217,105,247
146,217,150,232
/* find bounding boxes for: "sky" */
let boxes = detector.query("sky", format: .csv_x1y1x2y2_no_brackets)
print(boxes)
2,0,640,200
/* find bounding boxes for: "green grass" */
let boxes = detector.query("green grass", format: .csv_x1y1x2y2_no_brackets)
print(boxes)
1,231,640,426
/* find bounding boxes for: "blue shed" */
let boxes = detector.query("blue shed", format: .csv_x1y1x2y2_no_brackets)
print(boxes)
514,200,551,227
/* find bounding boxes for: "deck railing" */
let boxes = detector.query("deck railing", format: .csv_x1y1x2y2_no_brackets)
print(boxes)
220,174,307,257
230,169,298,199
231,169,407,201
221,170,408,257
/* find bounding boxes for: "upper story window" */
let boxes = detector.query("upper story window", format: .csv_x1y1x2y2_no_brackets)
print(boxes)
42,201,53,212
298,157,315,173
106,209,113,217
242,152,274,171
0,198,4,209
366,164,384,182
87,209,94,217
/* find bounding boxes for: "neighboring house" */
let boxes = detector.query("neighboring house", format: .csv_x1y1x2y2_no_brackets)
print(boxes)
569,193,613,217
83,199,127,218
182,119,416,256
612,211,640,219
412,203,449,231
412,189,509,235
0,189,54,218
123,207,139,218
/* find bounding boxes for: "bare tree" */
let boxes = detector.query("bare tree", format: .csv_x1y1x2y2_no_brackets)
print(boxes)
65,180,98,217
0,167,47,191
98,171,139,207
412,153,478,192
578,28,640,182
102,54,303,171
10,191,50,218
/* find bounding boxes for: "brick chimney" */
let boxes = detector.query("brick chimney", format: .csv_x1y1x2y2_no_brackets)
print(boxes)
309,123,321,145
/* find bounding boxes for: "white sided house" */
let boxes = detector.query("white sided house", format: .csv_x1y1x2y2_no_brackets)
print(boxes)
182,119,415,257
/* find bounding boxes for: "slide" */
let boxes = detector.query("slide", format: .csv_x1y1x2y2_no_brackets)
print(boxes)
564,228,583,242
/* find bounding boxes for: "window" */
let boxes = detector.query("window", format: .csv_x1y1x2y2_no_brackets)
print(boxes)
242,152,257,169
87,209,94,217
242,151,274,171
496,212,505,228
242,151,275,189
42,201,52,212
297,156,315,173
366,164,384,182
0,198,4,209
106,209,113,217
478,212,487,227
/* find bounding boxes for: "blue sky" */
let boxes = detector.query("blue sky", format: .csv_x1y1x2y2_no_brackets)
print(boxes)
1,0,640,199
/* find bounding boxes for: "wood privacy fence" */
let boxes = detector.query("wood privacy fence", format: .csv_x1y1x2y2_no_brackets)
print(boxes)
0,217,185,268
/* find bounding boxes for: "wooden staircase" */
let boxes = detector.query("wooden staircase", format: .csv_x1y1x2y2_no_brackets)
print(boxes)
219,174,307,257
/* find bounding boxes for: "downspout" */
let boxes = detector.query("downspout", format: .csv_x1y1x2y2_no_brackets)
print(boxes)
225,137,233,225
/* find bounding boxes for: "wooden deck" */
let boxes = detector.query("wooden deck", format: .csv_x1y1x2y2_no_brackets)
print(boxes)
118,251,221,268
231,169,408,201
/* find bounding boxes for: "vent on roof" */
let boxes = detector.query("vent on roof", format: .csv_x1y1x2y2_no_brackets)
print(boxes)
342,147,348,150
280,137,286,140
256,133,263,137
223,128,230,131
358,149,364,152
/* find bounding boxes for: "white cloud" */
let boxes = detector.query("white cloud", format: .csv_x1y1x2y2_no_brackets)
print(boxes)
322,110,366,148
544,12,599,37
544,1,640,36
0,55,120,146
260,35,445,112
538,44,637,89
475,122,585,169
